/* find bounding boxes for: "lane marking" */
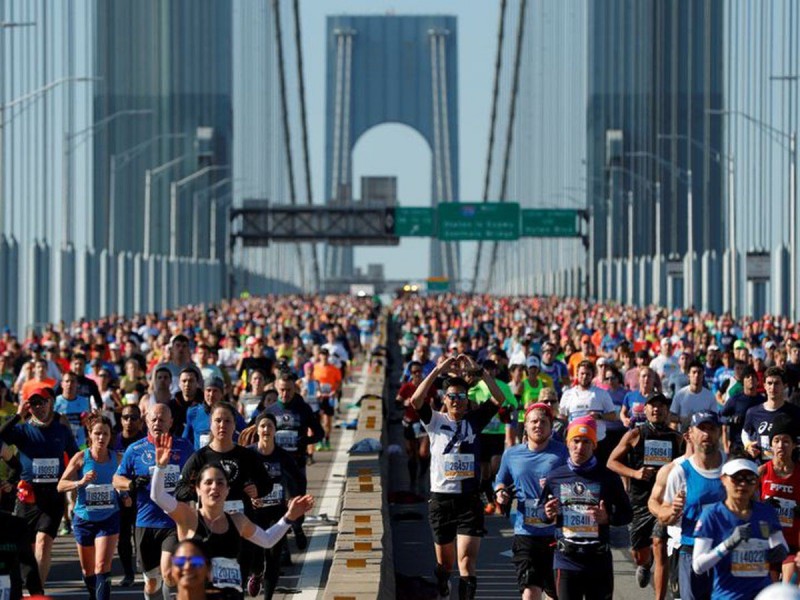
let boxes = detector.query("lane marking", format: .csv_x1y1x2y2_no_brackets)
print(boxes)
293,364,367,599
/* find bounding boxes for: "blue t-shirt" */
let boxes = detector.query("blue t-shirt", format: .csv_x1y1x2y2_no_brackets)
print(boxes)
494,440,568,536
622,391,648,427
182,404,246,450
679,459,726,546
694,501,781,600
54,394,92,448
540,360,569,396
0,417,78,485
115,435,194,528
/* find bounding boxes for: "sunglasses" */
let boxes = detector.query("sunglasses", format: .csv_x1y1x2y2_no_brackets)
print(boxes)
445,392,467,402
29,399,47,408
121,414,140,421
171,556,206,569
730,474,758,486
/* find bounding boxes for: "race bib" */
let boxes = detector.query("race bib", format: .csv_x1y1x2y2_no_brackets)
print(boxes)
443,454,474,481
149,464,180,493
32,458,60,483
199,433,211,448
85,484,116,511
562,504,598,539
644,440,672,466
259,483,284,507
731,539,768,578
0,575,9,600
772,497,796,529
224,500,245,515
523,502,546,528
275,430,299,452
210,556,242,591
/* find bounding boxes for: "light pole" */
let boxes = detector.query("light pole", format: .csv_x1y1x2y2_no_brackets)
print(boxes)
62,108,152,247
708,109,796,319
0,20,35,236
0,76,96,240
144,154,189,257
626,151,693,306
191,178,231,260
108,133,185,254
169,166,229,259
658,132,736,315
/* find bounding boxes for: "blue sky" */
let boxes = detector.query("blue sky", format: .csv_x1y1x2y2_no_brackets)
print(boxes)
300,1,495,283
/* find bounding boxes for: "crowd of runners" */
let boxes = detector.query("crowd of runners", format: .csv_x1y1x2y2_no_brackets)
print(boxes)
0,294,378,600
5,291,800,599
393,295,800,599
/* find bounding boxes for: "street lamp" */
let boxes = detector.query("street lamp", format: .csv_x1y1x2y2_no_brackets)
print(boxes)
707,108,795,319
144,154,190,257
169,165,229,259
658,132,737,316
191,177,231,260
62,108,153,246
0,76,96,238
108,133,186,254
625,151,694,306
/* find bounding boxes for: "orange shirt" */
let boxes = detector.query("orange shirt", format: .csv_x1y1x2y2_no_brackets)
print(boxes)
313,363,342,394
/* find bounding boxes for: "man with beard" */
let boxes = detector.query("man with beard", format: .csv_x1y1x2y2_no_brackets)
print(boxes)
660,411,725,600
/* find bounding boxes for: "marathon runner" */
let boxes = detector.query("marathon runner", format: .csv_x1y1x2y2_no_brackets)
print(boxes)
607,393,683,594
494,402,568,599
0,383,78,584
410,354,507,600
113,403,194,600
538,415,632,599
693,458,788,599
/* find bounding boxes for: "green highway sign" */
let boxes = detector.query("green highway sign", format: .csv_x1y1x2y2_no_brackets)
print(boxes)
426,277,450,292
437,202,520,241
521,209,581,237
394,207,435,236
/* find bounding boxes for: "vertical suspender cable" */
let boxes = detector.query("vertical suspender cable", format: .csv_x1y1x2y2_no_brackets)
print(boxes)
486,0,528,291
327,33,344,279
339,32,354,278
430,34,444,204
437,35,457,281
470,0,507,293
271,0,305,288
292,0,320,290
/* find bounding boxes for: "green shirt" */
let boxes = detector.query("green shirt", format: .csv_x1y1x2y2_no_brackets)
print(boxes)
468,379,515,435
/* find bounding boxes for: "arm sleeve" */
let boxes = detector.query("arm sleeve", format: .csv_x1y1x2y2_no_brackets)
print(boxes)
692,536,728,574
150,465,178,514
246,517,292,548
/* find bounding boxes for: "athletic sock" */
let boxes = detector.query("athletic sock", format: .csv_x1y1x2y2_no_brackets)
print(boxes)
83,574,97,600
96,572,111,600
458,576,477,600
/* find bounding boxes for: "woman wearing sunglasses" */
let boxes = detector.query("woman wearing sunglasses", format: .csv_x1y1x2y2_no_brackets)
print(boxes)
693,458,789,600
409,354,507,600
170,539,211,600
150,433,314,598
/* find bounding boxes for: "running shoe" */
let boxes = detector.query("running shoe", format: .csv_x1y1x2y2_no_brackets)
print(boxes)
247,573,263,597
58,519,72,536
636,565,651,588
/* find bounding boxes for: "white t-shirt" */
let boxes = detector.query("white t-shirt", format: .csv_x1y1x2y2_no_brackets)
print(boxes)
650,355,679,381
559,385,616,440
670,385,718,426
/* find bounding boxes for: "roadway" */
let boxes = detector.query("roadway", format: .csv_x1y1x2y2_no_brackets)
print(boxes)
42,372,367,599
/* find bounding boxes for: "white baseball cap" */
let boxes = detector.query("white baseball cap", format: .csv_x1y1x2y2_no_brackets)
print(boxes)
721,458,759,477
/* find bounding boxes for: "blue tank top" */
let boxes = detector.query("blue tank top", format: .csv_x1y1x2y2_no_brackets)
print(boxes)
680,458,725,546
73,449,119,522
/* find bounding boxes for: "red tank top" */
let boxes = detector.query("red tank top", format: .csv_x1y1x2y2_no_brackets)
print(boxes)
761,461,800,550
